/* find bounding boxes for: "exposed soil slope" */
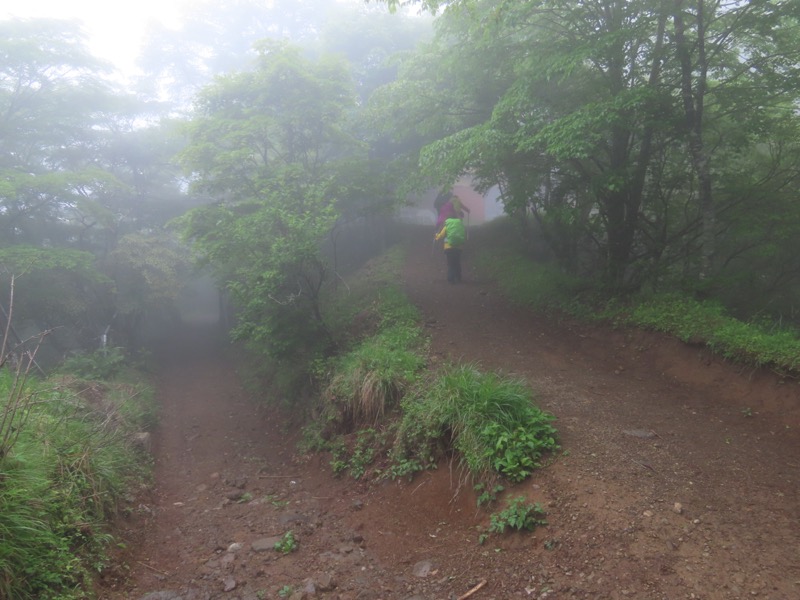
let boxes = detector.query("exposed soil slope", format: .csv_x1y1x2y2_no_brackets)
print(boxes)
104,228,800,600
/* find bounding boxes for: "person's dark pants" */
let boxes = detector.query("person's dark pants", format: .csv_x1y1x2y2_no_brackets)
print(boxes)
444,248,462,283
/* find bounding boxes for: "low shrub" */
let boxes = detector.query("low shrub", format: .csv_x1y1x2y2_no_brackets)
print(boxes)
488,496,547,533
395,364,558,484
61,347,127,381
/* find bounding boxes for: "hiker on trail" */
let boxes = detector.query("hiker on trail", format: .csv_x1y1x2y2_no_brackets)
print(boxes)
434,213,466,284
436,193,470,229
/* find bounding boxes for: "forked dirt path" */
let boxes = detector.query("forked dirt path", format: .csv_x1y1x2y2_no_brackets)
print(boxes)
105,227,800,600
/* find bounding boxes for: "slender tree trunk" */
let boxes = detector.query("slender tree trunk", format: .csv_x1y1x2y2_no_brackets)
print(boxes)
674,0,714,280
600,1,668,290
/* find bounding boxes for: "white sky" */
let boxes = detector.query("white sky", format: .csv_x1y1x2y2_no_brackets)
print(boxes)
1,0,391,81
1,0,190,76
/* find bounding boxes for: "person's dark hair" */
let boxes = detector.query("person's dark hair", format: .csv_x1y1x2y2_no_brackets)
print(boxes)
434,189,452,211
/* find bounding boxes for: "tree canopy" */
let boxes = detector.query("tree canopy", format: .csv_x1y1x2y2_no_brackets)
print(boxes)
369,0,800,309
0,18,191,357
3,0,800,364
178,42,359,359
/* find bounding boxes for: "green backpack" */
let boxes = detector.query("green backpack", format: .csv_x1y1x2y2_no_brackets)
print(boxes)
445,218,466,247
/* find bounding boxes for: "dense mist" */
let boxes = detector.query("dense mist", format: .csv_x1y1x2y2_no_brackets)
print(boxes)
2,0,800,369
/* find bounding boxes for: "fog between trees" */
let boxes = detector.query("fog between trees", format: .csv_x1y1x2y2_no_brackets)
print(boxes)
2,0,800,366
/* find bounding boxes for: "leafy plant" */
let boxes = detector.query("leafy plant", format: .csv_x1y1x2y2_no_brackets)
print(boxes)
388,456,424,480
328,428,390,480
274,531,298,555
488,497,547,534
348,429,379,479
396,365,559,483
61,347,127,381
329,440,349,476
263,495,289,508
475,483,505,508
278,585,294,598
482,423,555,483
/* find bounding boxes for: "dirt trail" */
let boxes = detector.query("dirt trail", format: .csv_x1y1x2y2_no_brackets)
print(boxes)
105,229,800,600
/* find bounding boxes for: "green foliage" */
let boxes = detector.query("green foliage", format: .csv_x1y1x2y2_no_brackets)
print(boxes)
0,372,154,599
277,585,294,598
0,252,112,348
482,423,554,483
373,0,800,294
274,531,298,555
630,295,800,372
387,456,425,481
0,247,104,280
488,497,547,534
323,323,426,429
479,228,800,375
180,191,338,364
107,232,191,316
262,494,289,509
396,365,558,483
178,42,366,369
629,294,728,342
477,246,586,314
318,247,427,432
348,429,380,480
0,20,192,362
297,420,331,454
61,348,127,381
328,428,392,480
474,483,504,508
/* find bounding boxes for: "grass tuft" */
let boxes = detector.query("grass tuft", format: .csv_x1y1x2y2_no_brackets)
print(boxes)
0,371,154,599
396,364,558,484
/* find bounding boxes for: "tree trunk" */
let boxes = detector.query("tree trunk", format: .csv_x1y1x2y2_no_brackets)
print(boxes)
674,0,714,280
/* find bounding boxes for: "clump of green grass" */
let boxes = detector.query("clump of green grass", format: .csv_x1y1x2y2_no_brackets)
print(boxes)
630,294,800,371
322,323,426,429
60,347,127,381
315,245,427,435
395,364,558,484
0,371,154,599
